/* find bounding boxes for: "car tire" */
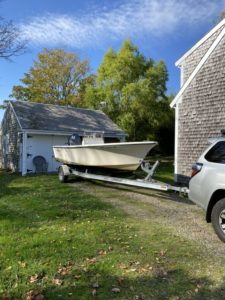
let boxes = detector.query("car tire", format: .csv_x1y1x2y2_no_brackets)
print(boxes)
58,166,68,183
211,198,225,243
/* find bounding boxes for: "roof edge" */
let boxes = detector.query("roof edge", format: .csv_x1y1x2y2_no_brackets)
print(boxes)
11,99,105,114
175,18,225,67
171,26,225,108
22,129,126,137
1,101,23,130
9,101,23,130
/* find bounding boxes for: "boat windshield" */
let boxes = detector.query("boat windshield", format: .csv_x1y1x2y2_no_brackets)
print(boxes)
82,133,104,145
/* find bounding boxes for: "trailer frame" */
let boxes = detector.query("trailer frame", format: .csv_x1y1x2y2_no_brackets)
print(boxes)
58,161,189,195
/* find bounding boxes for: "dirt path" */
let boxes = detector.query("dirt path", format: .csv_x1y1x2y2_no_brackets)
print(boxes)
69,179,225,257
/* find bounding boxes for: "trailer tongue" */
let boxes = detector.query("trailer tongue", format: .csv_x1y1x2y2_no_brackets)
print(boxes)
58,161,189,195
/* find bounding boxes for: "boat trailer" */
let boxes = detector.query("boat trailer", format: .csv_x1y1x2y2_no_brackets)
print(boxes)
58,161,189,195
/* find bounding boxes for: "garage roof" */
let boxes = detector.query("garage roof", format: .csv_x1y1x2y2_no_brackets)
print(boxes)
10,100,125,137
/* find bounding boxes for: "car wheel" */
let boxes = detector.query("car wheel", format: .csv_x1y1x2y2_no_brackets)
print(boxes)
211,198,225,243
58,166,68,183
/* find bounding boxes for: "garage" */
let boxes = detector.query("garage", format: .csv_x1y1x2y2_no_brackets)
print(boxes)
0,101,126,175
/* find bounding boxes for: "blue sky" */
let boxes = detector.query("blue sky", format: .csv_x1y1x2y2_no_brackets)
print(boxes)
0,0,224,121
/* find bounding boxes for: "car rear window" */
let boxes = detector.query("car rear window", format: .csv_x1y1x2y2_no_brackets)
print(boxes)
205,141,225,163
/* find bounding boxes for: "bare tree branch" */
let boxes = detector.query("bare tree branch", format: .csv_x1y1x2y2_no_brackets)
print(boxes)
0,17,27,60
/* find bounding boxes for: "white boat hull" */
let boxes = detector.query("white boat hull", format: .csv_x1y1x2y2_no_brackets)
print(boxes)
53,141,157,171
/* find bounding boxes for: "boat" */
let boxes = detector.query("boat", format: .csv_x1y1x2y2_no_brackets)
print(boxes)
53,133,157,171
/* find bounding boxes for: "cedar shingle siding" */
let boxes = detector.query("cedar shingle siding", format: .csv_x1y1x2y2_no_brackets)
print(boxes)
175,24,225,184
0,106,21,171
182,25,225,82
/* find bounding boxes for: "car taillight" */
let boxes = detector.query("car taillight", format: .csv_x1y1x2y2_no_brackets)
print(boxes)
191,163,203,178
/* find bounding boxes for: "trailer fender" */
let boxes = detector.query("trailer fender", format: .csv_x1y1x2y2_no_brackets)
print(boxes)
59,164,71,175
58,164,71,182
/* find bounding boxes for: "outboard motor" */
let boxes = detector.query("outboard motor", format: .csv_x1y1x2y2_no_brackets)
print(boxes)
68,133,81,145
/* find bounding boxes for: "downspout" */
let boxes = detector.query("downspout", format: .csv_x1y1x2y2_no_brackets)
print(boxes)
22,131,27,176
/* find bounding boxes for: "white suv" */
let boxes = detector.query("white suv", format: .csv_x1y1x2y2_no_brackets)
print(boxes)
189,137,225,242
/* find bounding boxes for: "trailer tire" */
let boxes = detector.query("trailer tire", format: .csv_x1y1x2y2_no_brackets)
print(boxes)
58,166,68,183
211,198,225,243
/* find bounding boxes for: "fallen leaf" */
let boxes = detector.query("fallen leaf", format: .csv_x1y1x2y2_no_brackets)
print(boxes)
155,257,161,264
117,277,124,285
57,261,74,276
139,268,148,273
118,263,127,270
19,261,27,268
160,249,167,257
112,287,120,293
86,257,97,265
29,272,45,284
125,268,137,273
130,260,140,266
29,275,39,284
52,278,63,286
98,250,107,256
24,290,44,300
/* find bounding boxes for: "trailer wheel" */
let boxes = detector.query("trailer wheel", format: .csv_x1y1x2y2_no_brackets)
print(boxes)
58,166,68,183
211,198,225,243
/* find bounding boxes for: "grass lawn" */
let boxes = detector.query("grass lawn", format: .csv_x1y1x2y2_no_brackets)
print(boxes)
1,163,225,299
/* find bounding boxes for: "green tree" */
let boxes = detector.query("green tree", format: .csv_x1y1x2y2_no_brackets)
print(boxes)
85,39,172,144
11,48,92,106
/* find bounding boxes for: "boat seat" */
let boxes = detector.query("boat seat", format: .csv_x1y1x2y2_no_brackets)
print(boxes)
33,156,48,173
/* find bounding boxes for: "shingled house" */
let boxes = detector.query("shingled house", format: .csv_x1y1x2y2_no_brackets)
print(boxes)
0,101,126,175
170,18,225,184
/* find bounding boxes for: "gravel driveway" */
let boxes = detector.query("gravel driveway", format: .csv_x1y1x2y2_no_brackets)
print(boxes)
70,179,225,257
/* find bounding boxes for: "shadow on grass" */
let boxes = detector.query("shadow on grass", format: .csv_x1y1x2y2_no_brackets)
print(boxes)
0,171,40,200
0,172,120,229
68,176,194,206
15,268,225,300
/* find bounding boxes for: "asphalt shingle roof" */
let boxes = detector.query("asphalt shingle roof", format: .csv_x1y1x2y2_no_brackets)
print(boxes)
11,101,125,136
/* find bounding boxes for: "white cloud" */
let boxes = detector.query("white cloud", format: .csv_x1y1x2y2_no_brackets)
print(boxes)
19,0,224,47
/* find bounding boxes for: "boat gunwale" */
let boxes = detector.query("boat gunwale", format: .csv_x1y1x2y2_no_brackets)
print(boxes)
53,141,158,149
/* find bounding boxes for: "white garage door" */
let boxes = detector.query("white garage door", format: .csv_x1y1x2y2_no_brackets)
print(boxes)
26,134,68,173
